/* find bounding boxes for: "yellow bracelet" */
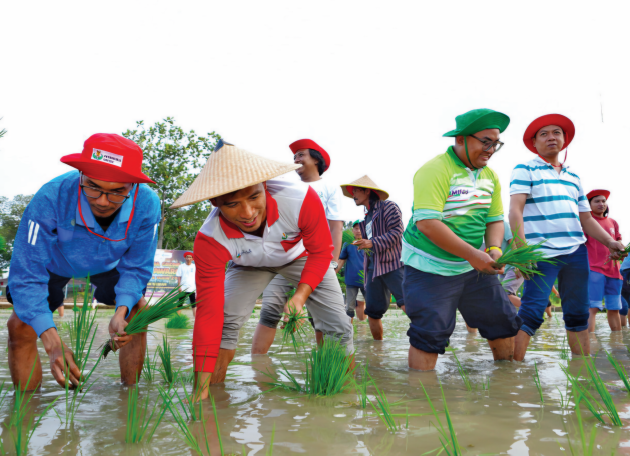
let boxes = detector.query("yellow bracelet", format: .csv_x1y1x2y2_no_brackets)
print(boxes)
485,246,503,256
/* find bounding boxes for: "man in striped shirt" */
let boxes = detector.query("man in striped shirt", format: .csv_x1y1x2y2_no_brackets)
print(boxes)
509,114,625,360
341,176,405,340
402,109,521,371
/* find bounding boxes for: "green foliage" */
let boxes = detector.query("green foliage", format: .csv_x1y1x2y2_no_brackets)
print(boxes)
496,233,556,277
122,117,221,250
341,228,354,246
606,351,630,392
126,382,167,444
157,335,175,384
0,194,34,270
165,313,191,329
420,381,462,456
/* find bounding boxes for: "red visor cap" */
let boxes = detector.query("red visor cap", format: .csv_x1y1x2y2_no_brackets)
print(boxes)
587,189,610,201
61,133,155,184
183,251,194,258
290,139,330,171
523,114,575,154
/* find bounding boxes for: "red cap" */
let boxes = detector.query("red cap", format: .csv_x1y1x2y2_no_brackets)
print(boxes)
183,251,194,258
587,189,610,201
289,139,330,171
523,114,575,154
61,133,155,184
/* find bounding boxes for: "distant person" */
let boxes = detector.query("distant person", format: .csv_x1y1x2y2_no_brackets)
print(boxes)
509,115,625,360
585,189,624,332
7,133,160,390
402,109,521,371
341,175,405,340
176,251,197,317
251,139,345,354
337,220,366,322
620,256,630,328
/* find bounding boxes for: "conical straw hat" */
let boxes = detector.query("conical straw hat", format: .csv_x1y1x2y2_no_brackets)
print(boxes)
340,175,389,201
170,140,301,209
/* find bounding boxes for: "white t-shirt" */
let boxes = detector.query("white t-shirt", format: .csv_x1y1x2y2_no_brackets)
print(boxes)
308,178,344,221
176,263,196,292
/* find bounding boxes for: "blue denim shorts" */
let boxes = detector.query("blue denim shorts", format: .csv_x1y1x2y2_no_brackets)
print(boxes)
403,266,521,354
519,244,590,336
588,270,622,310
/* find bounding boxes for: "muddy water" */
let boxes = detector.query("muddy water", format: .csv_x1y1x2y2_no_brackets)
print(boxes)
0,308,629,455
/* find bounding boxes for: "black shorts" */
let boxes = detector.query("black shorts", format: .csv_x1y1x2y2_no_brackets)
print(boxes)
176,292,196,309
7,268,145,311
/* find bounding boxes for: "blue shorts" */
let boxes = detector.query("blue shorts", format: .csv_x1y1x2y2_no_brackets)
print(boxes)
6,268,144,311
588,270,622,311
403,266,521,354
364,260,404,320
519,244,590,336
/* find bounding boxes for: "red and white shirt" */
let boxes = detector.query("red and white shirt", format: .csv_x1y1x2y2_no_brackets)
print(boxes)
193,178,333,372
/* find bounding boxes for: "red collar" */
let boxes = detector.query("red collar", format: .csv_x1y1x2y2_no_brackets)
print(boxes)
218,189,279,239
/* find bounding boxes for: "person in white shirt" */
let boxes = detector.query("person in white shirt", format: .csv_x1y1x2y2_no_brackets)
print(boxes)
176,251,197,316
251,139,345,353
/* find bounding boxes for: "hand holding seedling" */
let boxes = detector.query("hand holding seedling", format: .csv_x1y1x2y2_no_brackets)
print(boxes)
41,328,81,388
607,240,627,260
353,239,373,251
108,307,132,351
468,249,504,275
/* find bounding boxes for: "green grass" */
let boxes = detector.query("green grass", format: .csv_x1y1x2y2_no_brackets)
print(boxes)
101,287,193,359
605,351,630,393
420,381,461,456
125,382,167,443
165,313,191,329
157,335,176,384
533,360,544,403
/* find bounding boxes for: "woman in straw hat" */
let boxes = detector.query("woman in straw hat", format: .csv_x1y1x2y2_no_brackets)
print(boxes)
170,140,353,399
340,175,406,341
7,133,161,390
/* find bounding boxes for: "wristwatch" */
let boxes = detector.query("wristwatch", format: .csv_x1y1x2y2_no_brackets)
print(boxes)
331,261,339,269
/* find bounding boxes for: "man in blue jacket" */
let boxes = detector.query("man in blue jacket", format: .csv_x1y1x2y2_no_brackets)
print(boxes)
7,133,160,390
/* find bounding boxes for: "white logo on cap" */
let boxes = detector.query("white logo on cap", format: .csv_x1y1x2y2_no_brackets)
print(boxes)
91,148,124,167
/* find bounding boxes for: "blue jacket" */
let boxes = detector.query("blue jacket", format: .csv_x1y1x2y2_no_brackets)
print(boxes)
9,171,161,336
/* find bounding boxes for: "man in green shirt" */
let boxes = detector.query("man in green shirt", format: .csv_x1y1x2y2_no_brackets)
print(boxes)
402,109,522,371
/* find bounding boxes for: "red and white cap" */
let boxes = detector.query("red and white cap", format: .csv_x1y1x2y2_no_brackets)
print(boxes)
289,139,330,171
61,133,155,184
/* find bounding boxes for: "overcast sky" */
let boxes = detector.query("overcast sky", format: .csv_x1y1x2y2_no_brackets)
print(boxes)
2,1,630,236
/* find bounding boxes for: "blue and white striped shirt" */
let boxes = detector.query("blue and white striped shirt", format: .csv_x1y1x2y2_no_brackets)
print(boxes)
509,156,590,258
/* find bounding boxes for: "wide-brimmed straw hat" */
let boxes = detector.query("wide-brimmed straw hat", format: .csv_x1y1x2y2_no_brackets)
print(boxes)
340,175,389,201
170,140,301,209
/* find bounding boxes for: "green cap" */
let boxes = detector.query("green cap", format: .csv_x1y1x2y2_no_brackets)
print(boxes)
352,219,361,226
443,109,510,137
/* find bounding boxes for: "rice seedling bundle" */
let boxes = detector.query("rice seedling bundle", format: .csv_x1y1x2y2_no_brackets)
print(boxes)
495,237,556,277
280,302,309,354
605,351,630,393
341,229,354,245
165,313,191,329
101,287,193,359
157,335,176,384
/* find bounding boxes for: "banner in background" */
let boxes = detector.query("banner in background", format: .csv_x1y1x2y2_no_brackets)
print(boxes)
148,249,190,298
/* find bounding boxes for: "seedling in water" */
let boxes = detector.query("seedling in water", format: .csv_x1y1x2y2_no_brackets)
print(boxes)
605,350,630,393
448,349,472,392
125,380,168,443
533,360,544,403
165,313,192,329
420,381,462,456
157,335,176,384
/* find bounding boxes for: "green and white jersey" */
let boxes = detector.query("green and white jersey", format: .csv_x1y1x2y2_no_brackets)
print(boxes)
401,146,504,276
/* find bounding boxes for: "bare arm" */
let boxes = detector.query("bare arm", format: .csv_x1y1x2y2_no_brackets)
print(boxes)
415,219,502,275
177,277,181,286
508,194,527,248
329,220,344,263
580,212,625,255
335,258,346,274
484,220,505,252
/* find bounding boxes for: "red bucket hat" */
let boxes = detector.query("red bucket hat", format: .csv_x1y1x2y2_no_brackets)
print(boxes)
61,133,155,184
289,139,330,171
522,114,575,154
587,189,610,200
183,251,194,258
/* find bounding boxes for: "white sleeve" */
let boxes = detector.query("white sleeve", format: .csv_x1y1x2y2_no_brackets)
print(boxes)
176,264,183,277
325,183,345,221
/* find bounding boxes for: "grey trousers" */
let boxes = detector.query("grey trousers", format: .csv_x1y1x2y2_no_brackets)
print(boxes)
221,257,354,354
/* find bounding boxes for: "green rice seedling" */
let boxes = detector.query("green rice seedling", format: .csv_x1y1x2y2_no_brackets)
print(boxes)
157,335,176,384
605,351,630,393
142,346,160,382
69,276,99,371
0,381,8,410
559,336,570,360
420,381,461,456
165,313,191,329
266,423,275,456
125,382,168,443
448,349,472,392
342,229,354,245
101,287,193,359
159,387,212,455
281,300,309,354
353,363,370,409
367,379,398,432
178,367,195,385
481,376,490,393
533,360,544,403
496,233,556,277
561,393,597,456
559,364,605,424
580,353,622,426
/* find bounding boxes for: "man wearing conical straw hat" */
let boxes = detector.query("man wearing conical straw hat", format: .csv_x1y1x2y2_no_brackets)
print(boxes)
170,140,354,397
509,114,625,361
251,139,346,354
340,175,406,340
401,109,521,371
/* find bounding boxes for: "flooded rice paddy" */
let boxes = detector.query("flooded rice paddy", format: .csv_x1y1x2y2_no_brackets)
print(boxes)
1,308,630,455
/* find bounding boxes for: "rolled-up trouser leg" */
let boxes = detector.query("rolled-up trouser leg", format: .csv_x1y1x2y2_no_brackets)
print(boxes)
275,258,354,355
259,275,294,328
345,286,360,318
221,266,276,351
